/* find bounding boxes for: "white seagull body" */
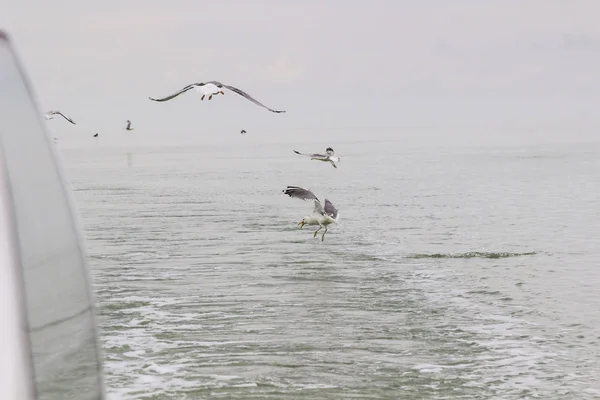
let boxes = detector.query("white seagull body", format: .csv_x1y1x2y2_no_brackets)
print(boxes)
148,80,285,113
44,110,76,125
283,186,340,241
293,147,340,168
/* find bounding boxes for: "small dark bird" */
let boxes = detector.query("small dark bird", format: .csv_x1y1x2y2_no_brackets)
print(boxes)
125,120,133,131
93,133,99,137
240,130,246,134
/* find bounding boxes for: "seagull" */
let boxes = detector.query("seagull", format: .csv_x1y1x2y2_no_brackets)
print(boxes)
148,81,286,113
93,133,99,137
44,110,76,125
125,120,133,131
282,186,340,241
293,147,340,168
240,129,246,134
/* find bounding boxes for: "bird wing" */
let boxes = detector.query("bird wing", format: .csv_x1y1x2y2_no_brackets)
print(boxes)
324,199,338,220
312,199,324,215
293,150,312,157
55,111,76,124
207,81,285,113
329,160,338,168
293,150,327,159
148,83,199,102
282,186,319,201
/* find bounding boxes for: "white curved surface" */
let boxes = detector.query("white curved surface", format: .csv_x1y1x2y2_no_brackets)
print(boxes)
0,158,35,400
0,31,104,399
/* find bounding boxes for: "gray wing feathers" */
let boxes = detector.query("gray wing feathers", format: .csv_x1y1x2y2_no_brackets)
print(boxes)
149,83,199,102
324,199,338,219
282,186,318,201
313,199,324,214
294,150,327,159
208,81,285,113
294,150,322,158
49,111,76,124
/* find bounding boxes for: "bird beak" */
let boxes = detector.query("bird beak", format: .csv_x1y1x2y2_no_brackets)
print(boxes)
298,221,305,228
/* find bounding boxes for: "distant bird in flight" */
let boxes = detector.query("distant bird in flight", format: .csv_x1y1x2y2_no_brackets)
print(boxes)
240,130,246,134
125,120,133,131
93,133,99,137
282,186,340,242
148,81,286,113
293,147,340,169
44,110,76,125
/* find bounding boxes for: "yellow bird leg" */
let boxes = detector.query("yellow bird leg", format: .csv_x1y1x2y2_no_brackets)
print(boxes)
313,226,322,238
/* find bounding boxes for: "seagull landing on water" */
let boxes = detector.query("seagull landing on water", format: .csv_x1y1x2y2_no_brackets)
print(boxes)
282,186,340,241
44,110,76,125
293,147,340,168
148,81,286,113
125,120,133,131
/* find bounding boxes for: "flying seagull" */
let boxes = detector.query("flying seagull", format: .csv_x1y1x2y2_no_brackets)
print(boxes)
148,81,286,113
125,120,133,131
93,133,99,137
240,129,246,134
293,147,340,168
282,186,340,241
44,110,76,125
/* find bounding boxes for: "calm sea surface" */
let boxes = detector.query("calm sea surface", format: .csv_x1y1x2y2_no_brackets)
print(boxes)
61,139,600,399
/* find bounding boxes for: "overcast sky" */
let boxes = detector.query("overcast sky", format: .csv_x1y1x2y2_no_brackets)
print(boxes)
1,0,599,147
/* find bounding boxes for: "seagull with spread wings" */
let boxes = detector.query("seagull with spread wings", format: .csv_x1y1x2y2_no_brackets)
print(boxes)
148,81,285,113
44,110,76,125
283,186,340,241
293,147,340,168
